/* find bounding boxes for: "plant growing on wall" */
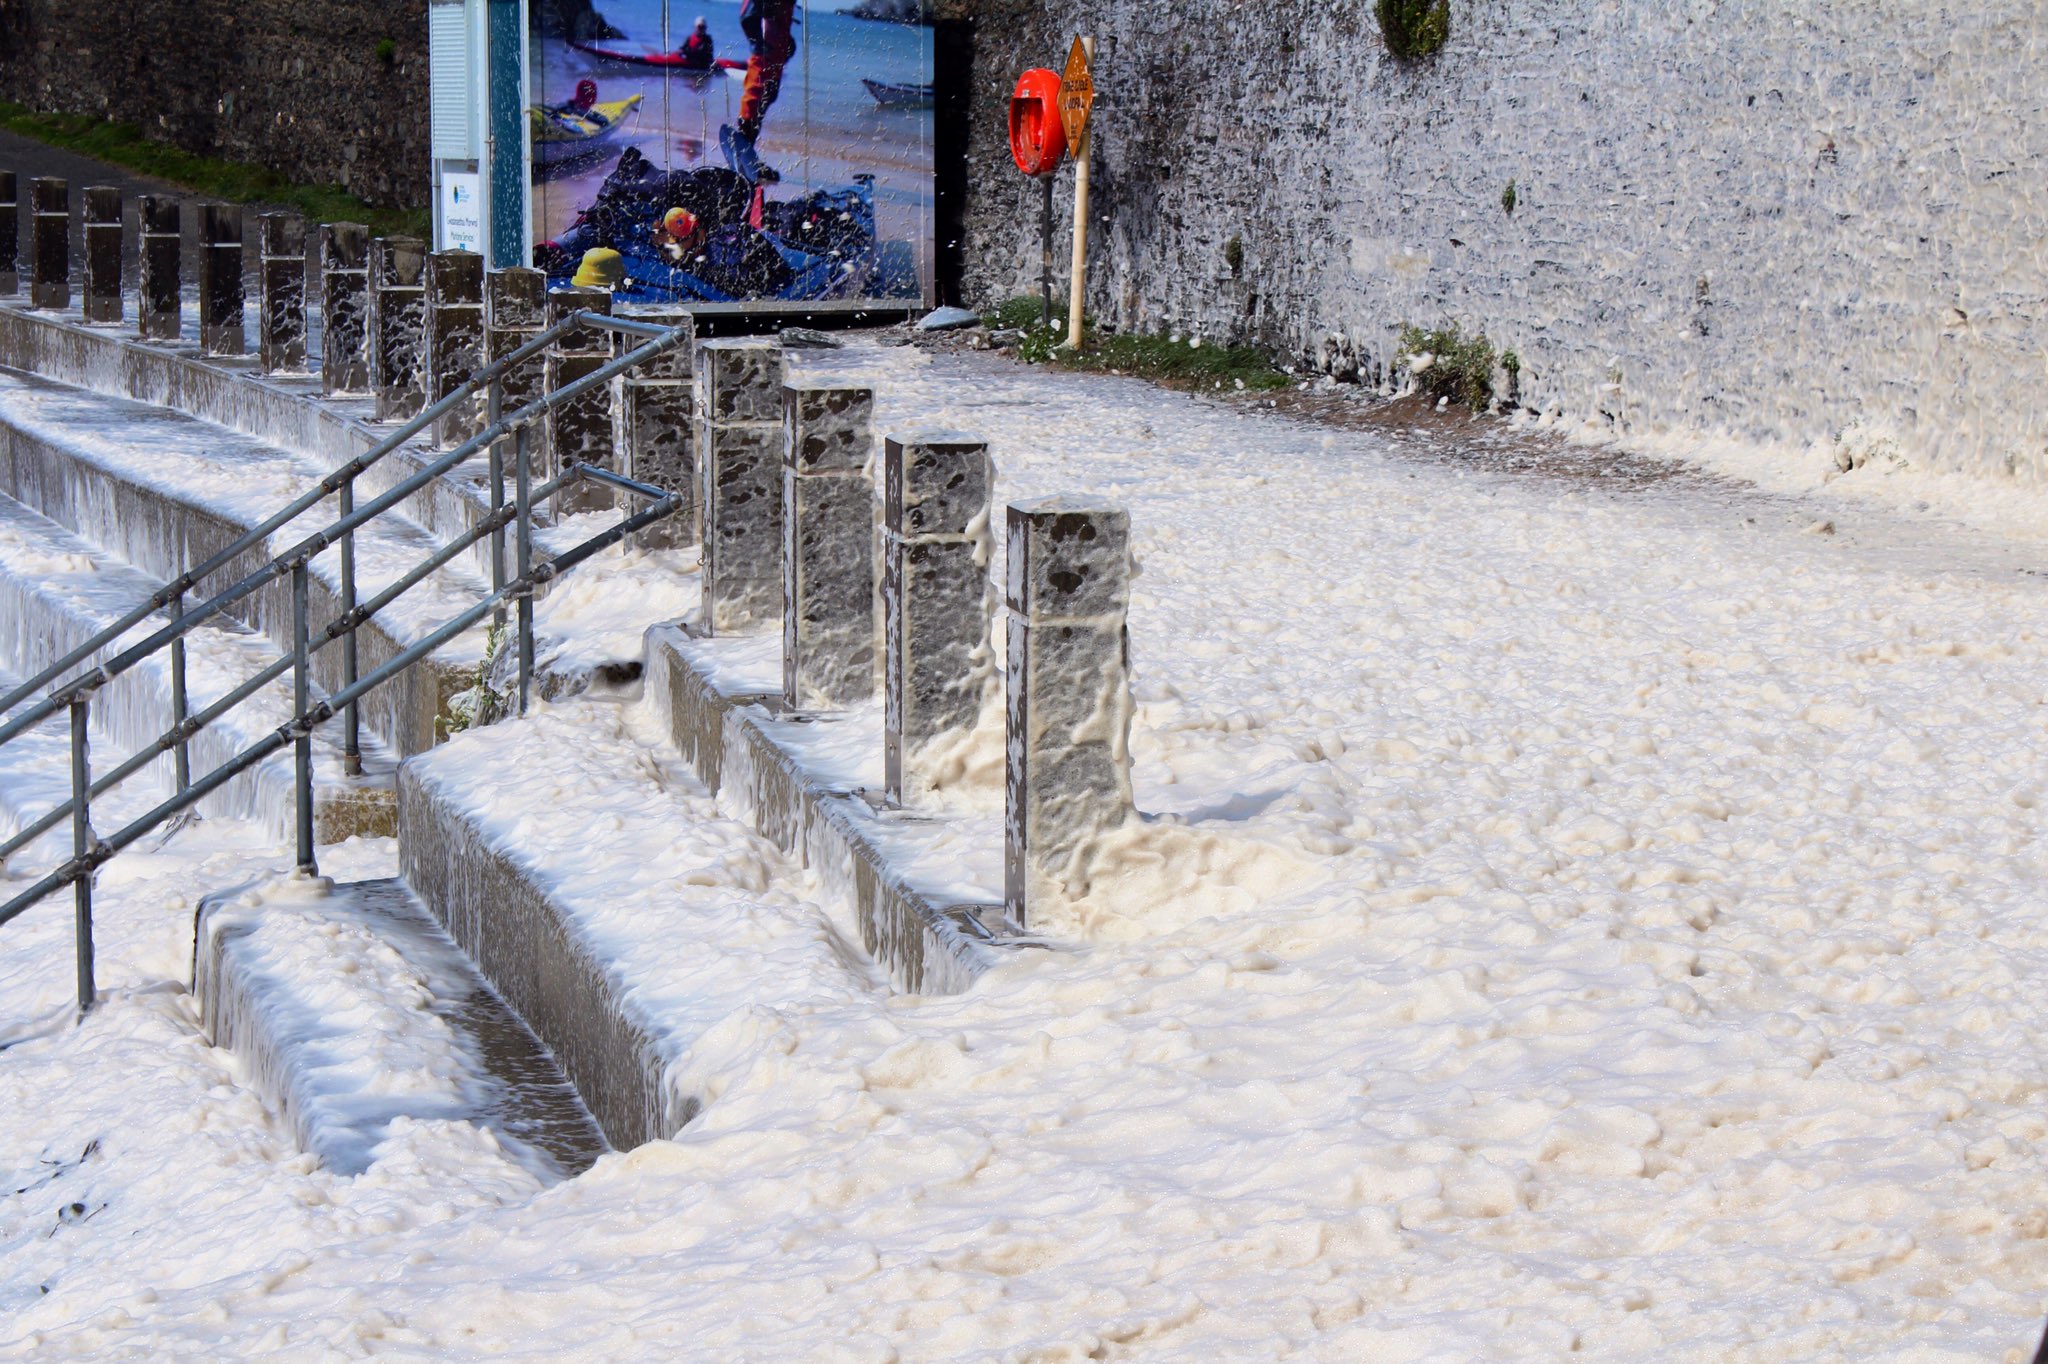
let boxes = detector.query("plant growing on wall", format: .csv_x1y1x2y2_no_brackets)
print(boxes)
1377,0,1450,62
1397,323,1496,411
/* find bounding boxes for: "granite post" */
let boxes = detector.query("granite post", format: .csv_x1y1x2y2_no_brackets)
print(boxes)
81,187,121,324
29,177,67,311
318,222,370,394
543,285,613,512
781,382,876,710
136,196,180,341
694,337,786,634
367,235,427,421
425,250,485,447
485,267,548,415
0,173,18,295
1003,496,1136,926
614,307,695,548
884,433,997,804
197,204,244,355
256,213,307,373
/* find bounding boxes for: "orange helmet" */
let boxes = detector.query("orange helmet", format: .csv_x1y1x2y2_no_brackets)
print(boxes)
662,207,700,239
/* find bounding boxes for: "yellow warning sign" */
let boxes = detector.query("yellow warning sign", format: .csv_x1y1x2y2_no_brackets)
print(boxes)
1058,36,1095,150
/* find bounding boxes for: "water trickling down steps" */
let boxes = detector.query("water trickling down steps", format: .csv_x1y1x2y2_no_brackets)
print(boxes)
193,875,607,1179
0,489,395,846
0,363,486,758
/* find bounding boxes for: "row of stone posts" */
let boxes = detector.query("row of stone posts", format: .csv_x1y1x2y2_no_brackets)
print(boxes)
691,337,1136,928
0,171,1135,924
0,176,307,371
0,176,673,512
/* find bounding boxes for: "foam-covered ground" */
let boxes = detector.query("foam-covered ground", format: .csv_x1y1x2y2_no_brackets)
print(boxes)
5,344,2048,1359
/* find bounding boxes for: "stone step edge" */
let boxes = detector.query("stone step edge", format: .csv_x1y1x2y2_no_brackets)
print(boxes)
193,874,608,1180
395,764,695,1152
0,391,475,760
643,625,1043,996
0,494,397,845
0,301,502,583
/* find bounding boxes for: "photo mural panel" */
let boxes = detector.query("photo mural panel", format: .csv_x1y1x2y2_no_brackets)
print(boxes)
529,0,932,306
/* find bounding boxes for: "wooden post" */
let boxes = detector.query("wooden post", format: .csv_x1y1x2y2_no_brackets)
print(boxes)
1063,35,1094,351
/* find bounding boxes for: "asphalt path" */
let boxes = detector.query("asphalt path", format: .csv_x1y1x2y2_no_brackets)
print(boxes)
0,127,310,280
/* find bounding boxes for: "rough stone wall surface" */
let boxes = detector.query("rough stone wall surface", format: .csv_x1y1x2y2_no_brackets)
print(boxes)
0,0,429,209
959,1,2048,477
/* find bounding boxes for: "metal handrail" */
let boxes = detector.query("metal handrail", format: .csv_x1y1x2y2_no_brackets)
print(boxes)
0,308,625,723
0,312,683,746
0,300,694,1019
0,468,683,932
0,461,610,867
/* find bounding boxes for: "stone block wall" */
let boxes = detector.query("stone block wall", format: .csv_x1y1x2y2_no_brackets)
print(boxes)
955,0,2048,478
0,0,430,209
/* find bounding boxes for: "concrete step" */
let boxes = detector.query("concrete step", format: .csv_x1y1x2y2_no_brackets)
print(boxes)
194,875,607,1179
0,664,160,876
0,298,509,584
0,489,393,851
0,492,395,849
643,624,1037,994
0,363,488,758
396,692,877,1151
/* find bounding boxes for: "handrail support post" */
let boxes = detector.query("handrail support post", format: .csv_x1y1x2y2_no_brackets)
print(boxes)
488,377,508,631
515,424,535,715
339,477,362,777
168,588,191,794
291,560,318,875
69,698,94,1019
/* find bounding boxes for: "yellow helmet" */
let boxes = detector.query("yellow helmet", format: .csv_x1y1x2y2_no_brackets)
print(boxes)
571,247,625,288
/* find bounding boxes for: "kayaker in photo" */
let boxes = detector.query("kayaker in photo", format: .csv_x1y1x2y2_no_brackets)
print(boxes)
551,78,614,128
679,17,714,72
724,0,796,182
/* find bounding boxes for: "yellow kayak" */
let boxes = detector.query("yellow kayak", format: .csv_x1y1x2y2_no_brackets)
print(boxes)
530,94,643,165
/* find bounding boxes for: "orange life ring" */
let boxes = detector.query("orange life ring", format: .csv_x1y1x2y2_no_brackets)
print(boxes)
1008,68,1068,177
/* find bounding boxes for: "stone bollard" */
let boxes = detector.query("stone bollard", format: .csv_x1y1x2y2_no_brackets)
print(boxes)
367,235,427,420
318,222,370,394
614,307,695,548
484,267,548,420
781,382,876,710
694,338,786,634
256,213,307,373
196,204,245,355
424,250,484,447
1003,497,1136,926
136,196,181,342
81,187,121,324
29,177,67,310
883,432,997,804
0,173,17,295
543,285,614,512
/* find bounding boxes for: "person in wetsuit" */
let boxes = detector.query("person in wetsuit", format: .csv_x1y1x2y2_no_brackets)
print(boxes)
727,0,795,182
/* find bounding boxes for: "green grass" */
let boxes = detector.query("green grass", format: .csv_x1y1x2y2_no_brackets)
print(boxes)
1377,0,1450,61
0,101,430,239
983,296,1291,393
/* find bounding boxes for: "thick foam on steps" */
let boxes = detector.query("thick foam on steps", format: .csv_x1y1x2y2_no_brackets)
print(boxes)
0,489,396,844
397,693,877,1151
193,875,606,1180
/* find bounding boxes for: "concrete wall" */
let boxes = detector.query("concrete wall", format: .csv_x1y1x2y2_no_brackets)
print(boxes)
956,1,2048,478
0,0,430,209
